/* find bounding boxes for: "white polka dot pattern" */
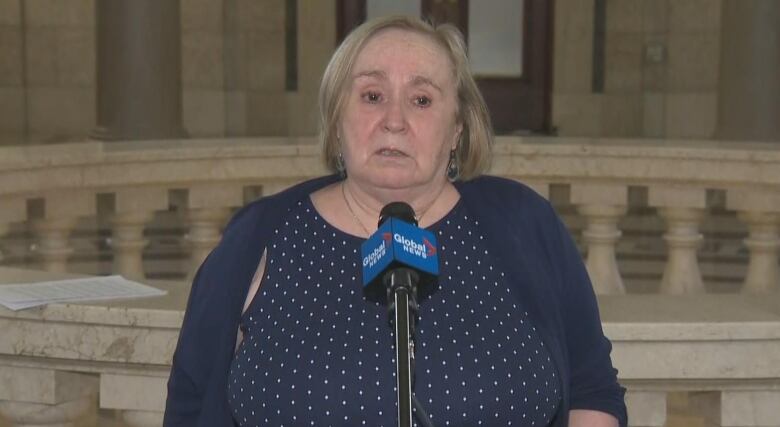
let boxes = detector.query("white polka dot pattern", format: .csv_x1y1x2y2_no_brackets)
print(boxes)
227,198,560,426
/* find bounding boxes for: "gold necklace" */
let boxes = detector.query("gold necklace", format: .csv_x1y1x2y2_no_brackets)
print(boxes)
341,181,435,236
342,182,372,236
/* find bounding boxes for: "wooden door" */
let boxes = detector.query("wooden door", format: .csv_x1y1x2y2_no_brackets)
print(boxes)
336,0,554,134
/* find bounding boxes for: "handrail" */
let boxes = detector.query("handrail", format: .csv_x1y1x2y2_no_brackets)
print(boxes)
1,137,780,196
1,136,778,295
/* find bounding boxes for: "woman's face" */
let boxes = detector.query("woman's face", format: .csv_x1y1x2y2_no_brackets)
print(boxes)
339,28,462,192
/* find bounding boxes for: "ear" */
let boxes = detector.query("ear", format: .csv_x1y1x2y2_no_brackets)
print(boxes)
452,123,463,151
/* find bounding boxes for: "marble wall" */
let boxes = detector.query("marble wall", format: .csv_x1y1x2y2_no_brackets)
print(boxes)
0,0,765,144
0,0,23,145
0,0,97,145
552,0,723,139
180,0,335,138
182,0,286,137
0,0,334,145
177,0,336,138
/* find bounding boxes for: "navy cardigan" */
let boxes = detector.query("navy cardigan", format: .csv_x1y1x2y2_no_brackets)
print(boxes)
164,175,627,426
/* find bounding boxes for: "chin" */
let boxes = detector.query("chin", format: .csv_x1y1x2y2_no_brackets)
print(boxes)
368,173,441,192
371,176,417,190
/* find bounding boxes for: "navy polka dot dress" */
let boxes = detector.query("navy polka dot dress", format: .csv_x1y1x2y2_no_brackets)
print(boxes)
227,198,561,426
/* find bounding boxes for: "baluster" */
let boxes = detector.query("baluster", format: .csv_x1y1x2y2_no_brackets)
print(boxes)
649,187,707,294
186,208,231,273
738,212,779,293
572,184,628,294
31,218,79,273
185,184,243,276
111,188,168,280
31,192,95,273
727,189,780,293
0,367,97,427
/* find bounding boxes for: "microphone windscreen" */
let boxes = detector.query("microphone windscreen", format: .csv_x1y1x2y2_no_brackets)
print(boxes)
378,202,417,227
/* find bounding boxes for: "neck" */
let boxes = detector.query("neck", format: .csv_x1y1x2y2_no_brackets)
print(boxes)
342,177,454,231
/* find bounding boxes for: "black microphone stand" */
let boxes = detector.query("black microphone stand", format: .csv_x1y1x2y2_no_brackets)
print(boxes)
386,268,416,427
386,268,436,427
374,202,436,427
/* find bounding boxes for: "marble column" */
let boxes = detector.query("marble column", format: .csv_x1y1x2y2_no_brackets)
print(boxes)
92,0,185,141
185,184,243,276
110,188,168,280
571,184,628,294
649,187,707,294
717,0,780,141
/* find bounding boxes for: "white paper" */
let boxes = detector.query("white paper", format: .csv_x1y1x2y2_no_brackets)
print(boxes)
0,275,167,311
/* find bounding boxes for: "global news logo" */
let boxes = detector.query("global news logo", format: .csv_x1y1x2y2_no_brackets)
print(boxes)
393,233,436,259
362,232,436,268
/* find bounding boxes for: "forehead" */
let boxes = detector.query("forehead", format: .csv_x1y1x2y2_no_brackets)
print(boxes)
352,28,455,83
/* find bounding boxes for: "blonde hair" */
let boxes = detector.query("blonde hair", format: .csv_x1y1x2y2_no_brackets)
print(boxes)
318,15,493,180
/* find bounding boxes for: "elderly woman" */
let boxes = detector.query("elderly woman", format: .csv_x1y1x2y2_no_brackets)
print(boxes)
164,16,626,427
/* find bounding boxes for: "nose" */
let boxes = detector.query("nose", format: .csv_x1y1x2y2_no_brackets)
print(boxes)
382,96,407,133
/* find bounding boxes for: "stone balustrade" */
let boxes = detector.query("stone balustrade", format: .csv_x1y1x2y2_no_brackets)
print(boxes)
1,136,778,294
1,266,778,427
0,267,183,427
1,137,779,425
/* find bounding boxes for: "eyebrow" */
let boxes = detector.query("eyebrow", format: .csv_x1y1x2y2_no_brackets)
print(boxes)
411,75,443,93
353,70,386,80
352,70,443,93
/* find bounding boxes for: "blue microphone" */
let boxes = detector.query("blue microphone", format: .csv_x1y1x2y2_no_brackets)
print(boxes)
362,202,438,426
361,202,439,301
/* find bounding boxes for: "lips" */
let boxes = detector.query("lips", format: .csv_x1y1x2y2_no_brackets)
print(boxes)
376,147,408,157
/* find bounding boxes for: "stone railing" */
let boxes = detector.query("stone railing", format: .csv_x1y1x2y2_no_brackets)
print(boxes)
1,137,780,426
492,138,780,295
0,266,184,427
1,266,778,427
0,137,778,294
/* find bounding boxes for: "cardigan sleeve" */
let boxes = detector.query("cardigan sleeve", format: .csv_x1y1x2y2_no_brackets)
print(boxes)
164,245,245,426
551,212,627,426
163,261,212,425
164,202,269,427
163,176,339,426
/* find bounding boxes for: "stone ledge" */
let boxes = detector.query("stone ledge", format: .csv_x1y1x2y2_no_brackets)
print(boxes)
601,293,780,340
1,137,780,199
0,267,186,328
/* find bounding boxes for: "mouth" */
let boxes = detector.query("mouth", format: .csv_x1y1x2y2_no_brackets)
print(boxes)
376,148,408,157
